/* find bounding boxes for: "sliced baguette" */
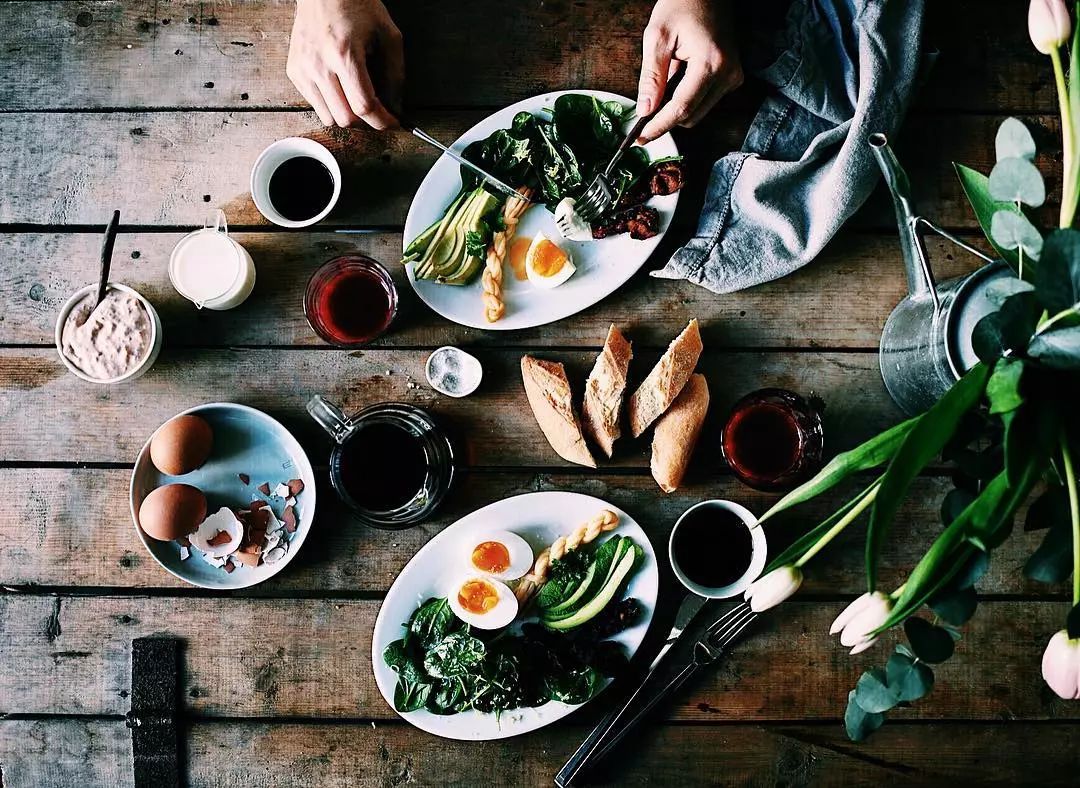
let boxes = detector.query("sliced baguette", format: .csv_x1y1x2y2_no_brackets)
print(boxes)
582,324,633,458
520,355,597,468
651,373,709,493
628,318,703,437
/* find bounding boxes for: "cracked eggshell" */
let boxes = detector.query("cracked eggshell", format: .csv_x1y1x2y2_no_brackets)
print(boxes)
190,507,243,557
263,546,287,564
273,483,290,499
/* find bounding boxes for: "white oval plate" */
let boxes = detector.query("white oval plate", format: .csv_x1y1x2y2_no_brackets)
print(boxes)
129,402,317,590
371,491,659,740
403,90,680,331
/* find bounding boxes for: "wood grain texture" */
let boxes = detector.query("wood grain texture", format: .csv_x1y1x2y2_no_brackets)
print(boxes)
0,231,984,349
0,468,1052,597
0,595,1073,721
0,1,1054,114
0,109,1056,229
0,347,901,465
3,718,1080,787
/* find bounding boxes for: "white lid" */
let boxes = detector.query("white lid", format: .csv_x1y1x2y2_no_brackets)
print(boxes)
169,228,242,306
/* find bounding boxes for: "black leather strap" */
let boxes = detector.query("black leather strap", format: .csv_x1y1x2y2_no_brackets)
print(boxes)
127,637,181,788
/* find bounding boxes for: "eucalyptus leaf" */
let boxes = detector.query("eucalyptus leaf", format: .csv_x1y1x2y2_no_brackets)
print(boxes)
951,549,991,589
866,363,990,591
988,157,1046,207
985,276,1035,306
1023,517,1073,583
1028,327,1080,369
1033,228,1080,314
971,291,1041,364
986,357,1024,414
845,689,885,742
928,585,978,625
854,668,898,714
904,618,955,663
1068,603,1080,639
886,651,935,702
1025,486,1069,531
941,488,976,526
1003,404,1058,487
995,117,1037,162
757,418,917,523
895,642,915,659
954,162,1022,272
990,210,1043,260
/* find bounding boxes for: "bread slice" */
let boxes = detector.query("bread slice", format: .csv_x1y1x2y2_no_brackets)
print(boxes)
582,324,633,458
651,373,709,492
520,355,597,468
628,318,703,437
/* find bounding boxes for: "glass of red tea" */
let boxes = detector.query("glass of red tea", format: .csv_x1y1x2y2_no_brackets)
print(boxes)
721,388,824,491
304,255,398,347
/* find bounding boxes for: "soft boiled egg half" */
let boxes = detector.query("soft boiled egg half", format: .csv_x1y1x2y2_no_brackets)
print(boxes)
466,529,534,581
448,575,519,629
525,231,576,289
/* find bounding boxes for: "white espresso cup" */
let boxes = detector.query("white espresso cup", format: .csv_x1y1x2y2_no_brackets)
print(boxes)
250,137,342,228
668,499,767,599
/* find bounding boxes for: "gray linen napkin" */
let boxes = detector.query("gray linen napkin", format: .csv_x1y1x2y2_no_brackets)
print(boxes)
652,0,928,293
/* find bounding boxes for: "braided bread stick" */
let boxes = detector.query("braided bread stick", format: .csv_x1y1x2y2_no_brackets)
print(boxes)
514,509,619,604
482,188,532,323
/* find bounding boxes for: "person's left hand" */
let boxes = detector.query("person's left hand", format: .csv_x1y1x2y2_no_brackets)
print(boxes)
636,0,743,142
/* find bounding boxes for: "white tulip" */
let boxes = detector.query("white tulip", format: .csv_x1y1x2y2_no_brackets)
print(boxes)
1042,630,1080,699
1029,0,1072,54
829,591,894,655
743,565,802,612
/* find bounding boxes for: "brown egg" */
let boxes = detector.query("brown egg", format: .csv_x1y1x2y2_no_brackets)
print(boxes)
150,414,213,475
138,483,207,542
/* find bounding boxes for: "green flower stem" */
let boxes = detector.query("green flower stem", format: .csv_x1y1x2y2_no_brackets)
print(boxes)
1036,305,1079,335
794,484,880,569
1061,437,1080,607
1051,46,1078,228
890,583,906,600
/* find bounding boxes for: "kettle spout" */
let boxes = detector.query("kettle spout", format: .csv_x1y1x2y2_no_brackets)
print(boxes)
869,133,933,297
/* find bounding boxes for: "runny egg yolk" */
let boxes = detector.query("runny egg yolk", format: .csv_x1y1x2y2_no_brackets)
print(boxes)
458,579,500,615
530,239,569,277
508,236,532,281
471,540,511,574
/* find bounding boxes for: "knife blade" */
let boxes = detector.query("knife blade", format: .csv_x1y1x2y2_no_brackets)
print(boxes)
406,125,535,204
554,593,706,788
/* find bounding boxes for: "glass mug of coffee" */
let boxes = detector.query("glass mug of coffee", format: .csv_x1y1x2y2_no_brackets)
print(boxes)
307,396,455,529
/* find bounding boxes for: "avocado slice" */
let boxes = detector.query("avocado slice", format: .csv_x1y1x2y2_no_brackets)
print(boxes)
543,537,626,621
541,562,597,614
543,544,639,631
414,188,500,285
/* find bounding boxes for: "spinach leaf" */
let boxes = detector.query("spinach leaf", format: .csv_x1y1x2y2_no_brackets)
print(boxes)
394,678,432,713
537,549,589,610
423,632,486,679
544,665,599,705
427,679,470,715
406,597,457,651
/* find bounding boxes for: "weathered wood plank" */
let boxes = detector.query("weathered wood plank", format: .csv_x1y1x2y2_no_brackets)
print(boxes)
0,109,1056,229
3,718,1080,788
0,1,1054,114
0,468,1052,597
0,595,1072,721
0,230,984,349
0,347,901,465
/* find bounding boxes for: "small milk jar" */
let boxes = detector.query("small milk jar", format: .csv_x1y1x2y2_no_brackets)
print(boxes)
169,210,256,310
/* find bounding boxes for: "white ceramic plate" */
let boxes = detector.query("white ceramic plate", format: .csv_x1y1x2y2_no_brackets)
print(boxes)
129,403,317,590
371,491,659,740
403,90,680,330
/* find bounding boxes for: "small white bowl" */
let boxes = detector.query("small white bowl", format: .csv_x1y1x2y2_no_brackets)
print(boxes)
426,346,483,398
250,137,342,228
54,283,162,384
668,500,767,599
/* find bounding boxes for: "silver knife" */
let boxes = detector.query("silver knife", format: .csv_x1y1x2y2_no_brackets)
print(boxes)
554,593,707,788
406,125,535,204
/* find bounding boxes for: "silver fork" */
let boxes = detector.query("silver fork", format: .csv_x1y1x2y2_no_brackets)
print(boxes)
563,113,653,229
554,601,758,787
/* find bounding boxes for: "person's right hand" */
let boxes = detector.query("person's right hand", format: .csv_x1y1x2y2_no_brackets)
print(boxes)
287,0,405,130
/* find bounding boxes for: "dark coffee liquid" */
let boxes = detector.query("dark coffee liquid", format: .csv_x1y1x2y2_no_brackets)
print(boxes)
269,156,335,221
672,508,753,588
315,268,393,344
723,403,801,480
336,422,428,512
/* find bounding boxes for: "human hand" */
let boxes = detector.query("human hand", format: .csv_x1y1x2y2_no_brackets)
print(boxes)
287,0,405,129
636,0,743,142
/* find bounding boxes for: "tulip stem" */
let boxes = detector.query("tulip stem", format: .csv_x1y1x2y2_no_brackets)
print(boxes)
795,484,880,569
1051,46,1078,228
1061,437,1080,607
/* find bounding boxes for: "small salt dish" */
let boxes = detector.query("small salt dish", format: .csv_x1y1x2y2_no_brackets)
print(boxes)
426,346,482,398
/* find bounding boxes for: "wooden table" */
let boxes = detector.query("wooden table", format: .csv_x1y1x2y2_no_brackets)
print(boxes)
1,1,1077,785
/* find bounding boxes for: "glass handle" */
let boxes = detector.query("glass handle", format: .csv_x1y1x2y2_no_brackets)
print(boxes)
204,208,228,235
306,395,355,445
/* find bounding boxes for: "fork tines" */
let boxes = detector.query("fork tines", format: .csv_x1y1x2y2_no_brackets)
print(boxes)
704,602,757,650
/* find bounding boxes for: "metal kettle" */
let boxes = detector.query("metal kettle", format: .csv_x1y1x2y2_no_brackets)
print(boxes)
869,133,1011,415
